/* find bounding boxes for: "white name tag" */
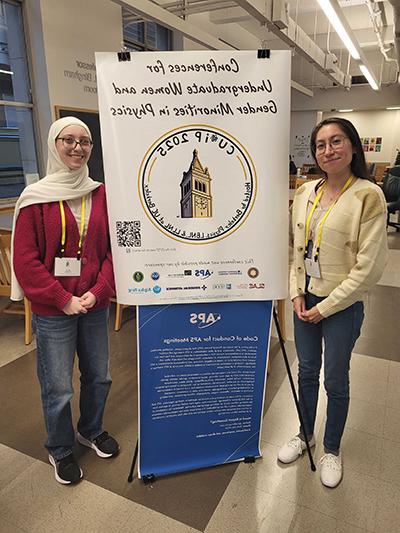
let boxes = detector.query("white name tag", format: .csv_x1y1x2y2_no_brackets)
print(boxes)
54,257,81,277
304,257,321,278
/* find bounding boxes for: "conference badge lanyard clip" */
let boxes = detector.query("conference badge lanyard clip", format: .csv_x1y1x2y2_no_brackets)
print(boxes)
304,176,353,279
54,197,86,277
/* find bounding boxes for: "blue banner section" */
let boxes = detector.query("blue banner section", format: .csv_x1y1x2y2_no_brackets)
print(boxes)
138,300,272,478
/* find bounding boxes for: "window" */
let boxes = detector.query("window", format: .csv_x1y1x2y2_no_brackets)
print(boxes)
0,0,38,199
122,8,172,51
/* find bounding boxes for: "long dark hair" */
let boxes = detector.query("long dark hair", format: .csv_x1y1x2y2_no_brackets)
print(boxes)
310,117,370,180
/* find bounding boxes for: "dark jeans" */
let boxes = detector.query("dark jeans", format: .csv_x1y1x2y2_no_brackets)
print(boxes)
294,293,364,453
34,308,112,460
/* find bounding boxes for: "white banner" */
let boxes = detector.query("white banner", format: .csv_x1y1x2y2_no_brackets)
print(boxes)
96,51,290,305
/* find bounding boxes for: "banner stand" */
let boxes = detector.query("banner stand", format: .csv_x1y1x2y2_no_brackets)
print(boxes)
127,306,316,483
127,444,257,484
127,440,138,483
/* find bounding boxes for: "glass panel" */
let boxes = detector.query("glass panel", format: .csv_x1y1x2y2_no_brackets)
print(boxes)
122,8,171,51
0,1,31,103
146,21,157,48
155,24,170,51
123,6,145,45
0,106,38,199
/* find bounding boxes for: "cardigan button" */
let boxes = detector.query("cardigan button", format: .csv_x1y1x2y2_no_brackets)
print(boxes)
297,222,304,229
297,246,304,252
297,266,302,272
298,287,302,292
82,257,88,265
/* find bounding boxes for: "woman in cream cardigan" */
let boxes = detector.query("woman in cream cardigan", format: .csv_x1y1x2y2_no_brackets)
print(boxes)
278,117,388,488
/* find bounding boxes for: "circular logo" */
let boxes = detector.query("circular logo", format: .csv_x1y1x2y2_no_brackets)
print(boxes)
151,272,160,280
153,285,161,294
248,267,259,278
133,271,144,282
139,125,257,244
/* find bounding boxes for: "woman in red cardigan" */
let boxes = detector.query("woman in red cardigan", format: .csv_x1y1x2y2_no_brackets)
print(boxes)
12,117,119,485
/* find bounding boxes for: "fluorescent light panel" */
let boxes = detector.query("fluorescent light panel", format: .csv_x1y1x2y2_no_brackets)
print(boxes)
387,106,400,110
338,109,353,112
0,69,14,75
359,64,379,90
317,0,360,59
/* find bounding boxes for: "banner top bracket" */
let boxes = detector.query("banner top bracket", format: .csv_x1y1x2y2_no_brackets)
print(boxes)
118,51,131,62
257,49,271,59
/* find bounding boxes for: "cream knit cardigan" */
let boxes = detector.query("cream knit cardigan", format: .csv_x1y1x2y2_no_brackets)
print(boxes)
290,178,388,318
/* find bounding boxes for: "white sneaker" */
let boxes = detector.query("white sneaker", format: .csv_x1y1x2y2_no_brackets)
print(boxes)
278,435,315,464
319,453,342,488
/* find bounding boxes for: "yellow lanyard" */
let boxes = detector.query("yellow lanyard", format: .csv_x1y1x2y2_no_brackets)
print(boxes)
305,175,353,258
59,196,86,258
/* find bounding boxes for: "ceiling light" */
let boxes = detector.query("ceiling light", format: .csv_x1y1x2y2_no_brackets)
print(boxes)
386,106,400,110
0,69,14,75
359,64,379,90
317,0,360,59
338,109,353,112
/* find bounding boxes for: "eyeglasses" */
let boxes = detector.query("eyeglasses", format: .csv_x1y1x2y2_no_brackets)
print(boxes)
56,136,93,149
315,135,348,155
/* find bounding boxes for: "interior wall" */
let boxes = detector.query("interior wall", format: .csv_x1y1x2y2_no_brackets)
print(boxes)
323,110,400,166
292,84,400,112
25,0,122,169
40,0,122,114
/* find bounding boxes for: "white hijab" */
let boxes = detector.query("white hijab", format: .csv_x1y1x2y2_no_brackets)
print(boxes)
11,116,101,301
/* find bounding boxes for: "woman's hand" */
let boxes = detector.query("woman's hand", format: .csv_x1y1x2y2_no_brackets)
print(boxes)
80,291,97,309
292,296,306,320
301,305,323,324
62,296,88,315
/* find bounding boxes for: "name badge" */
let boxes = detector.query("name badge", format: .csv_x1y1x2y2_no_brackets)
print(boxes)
304,257,321,278
54,257,81,277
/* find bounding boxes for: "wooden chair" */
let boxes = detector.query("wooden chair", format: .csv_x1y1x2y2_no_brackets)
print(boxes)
0,233,33,345
114,301,125,331
289,174,297,189
111,298,132,331
296,176,309,188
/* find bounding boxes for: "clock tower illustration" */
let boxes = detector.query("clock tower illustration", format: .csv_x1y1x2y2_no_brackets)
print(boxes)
180,149,213,218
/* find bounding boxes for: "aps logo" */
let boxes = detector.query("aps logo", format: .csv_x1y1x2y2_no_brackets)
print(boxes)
190,312,221,329
195,269,213,279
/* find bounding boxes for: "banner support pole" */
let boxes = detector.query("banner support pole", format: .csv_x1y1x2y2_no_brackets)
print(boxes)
272,307,316,472
127,439,138,482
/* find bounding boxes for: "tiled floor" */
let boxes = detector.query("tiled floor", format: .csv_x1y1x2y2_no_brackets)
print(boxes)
1,230,400,533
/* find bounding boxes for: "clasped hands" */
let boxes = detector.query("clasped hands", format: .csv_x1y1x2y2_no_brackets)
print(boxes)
293,295,323,324
62,291,97,315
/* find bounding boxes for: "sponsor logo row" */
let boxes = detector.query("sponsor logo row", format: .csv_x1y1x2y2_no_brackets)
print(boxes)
132,266,259,283
127,282,265,295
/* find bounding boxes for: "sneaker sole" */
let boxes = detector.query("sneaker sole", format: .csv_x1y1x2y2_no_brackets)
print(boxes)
48,455,83,485
320,475,343,488
277,440,316,464
76,432,118,458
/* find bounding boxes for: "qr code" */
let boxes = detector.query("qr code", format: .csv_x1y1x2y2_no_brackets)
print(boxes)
116,221,141,247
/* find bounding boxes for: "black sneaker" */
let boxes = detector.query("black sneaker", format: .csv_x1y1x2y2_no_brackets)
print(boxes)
77,431,120,458
49,454,83,485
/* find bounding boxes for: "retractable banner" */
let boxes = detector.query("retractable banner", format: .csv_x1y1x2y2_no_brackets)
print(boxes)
138,300,272,478
96,50,289,304
96,50,290,478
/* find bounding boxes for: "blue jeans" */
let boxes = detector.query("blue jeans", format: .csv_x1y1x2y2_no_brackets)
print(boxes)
34,308,112,460
294,293,364,453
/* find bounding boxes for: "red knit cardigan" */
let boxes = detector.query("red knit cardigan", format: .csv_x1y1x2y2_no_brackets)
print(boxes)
13,184,115,316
